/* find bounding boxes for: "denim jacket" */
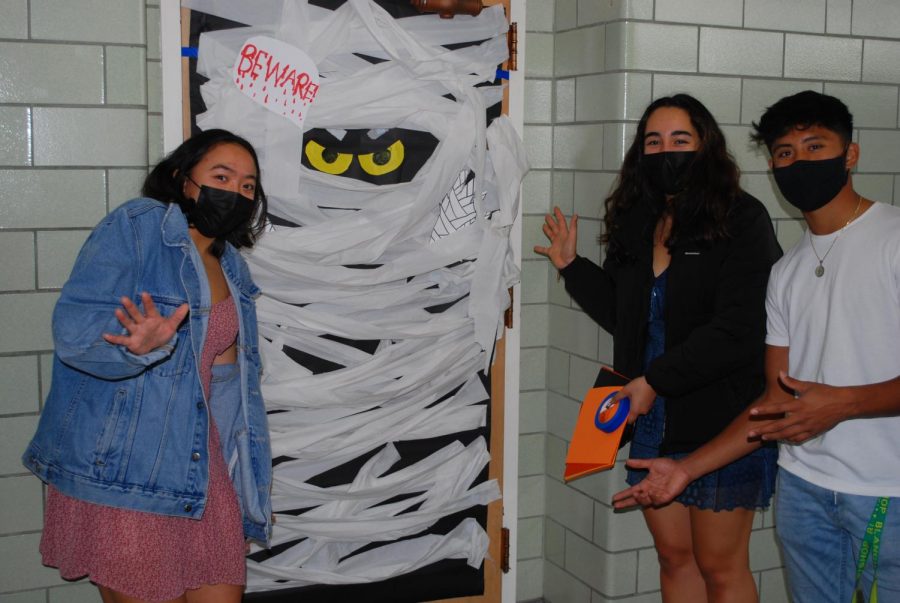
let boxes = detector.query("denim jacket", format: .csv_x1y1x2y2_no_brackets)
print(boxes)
23,198,272,544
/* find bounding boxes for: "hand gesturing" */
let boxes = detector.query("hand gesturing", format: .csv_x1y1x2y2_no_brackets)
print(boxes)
612,458,691,509
102,292,189,356
534,207,578,270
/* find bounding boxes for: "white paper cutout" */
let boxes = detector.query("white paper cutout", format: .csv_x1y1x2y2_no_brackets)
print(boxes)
233,36,319,128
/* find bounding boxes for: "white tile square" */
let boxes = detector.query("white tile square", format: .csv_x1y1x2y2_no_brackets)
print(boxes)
554,124,604,170
741,79,824,126
577,72,652,122
33,108,147,167
0,0,28,39
0,42,103,104
31,0,144,44
0,106,31,165
606,22,698,73
0,355,40,414
824,83,899,128
745,0,827,33
0,232,35,292
851,0,900,38
699,28,783,77
653,74,742,124
106,46,147,106
862,39,900,85
656,0,743,27
784,34,861,81
555,26,605,78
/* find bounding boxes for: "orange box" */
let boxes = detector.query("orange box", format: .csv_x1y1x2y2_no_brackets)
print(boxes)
564,380,630,482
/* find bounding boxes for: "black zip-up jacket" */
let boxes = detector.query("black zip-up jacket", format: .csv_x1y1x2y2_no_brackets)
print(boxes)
560,193,782,453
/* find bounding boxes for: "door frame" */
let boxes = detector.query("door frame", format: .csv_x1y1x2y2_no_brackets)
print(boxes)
158,3,525,600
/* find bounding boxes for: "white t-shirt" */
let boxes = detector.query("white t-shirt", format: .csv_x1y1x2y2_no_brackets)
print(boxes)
766,201,900,497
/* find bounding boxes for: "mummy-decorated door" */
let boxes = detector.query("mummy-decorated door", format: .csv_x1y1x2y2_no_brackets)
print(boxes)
166,1,526,600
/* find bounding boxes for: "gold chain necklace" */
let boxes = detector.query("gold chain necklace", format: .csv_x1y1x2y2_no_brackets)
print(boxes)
808,195,863,278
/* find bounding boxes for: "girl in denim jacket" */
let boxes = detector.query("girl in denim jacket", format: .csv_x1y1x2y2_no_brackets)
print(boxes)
23,129,272,603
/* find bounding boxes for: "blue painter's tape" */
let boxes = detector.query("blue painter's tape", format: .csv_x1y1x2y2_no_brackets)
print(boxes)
181,46,199,58
594,392,629,433
495,69,509,80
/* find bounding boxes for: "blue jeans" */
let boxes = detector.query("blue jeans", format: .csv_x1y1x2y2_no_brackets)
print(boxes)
775,469,900,603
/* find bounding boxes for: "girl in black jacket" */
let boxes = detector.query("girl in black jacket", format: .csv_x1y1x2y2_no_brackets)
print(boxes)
535,94,781,603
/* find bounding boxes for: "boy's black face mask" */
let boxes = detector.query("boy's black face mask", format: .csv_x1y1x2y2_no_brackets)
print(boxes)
772,152,849,213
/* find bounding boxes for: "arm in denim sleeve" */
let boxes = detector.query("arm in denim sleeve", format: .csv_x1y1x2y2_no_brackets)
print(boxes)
51,208,176,379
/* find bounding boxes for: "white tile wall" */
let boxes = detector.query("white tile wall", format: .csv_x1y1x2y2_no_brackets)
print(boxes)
30,0,145,44
555,26,605,77
576,72,652,122
605,22,698,73
784,34,862,81
653,74,742,124
655,0,743,27
0,356,40,414
826,0,852,34
578,0,653,25
699,28,784,77
32,107,147,166
851,0,900,37
522,1,900,602
0,43,104,104
0,0,29,39
0,3,157,600
862,39,900,84
744,0,827,33
0,232,36,292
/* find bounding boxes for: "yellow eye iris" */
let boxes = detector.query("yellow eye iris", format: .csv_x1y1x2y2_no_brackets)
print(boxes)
358,140,405,176
304,140,353,175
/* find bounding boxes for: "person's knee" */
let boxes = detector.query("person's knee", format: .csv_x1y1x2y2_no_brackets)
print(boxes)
655,541,697,573
694,548,750,585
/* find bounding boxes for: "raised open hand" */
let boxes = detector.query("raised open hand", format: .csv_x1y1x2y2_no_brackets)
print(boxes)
533,206,578,270
102,292,189,356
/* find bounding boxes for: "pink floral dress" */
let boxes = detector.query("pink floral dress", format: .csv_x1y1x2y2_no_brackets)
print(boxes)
41,297,246,601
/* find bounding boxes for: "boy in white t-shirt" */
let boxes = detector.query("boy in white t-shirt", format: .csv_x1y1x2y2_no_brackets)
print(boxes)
613,91,900,603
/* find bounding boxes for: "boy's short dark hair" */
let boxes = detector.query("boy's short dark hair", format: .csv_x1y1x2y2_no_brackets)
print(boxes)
750,90,854,151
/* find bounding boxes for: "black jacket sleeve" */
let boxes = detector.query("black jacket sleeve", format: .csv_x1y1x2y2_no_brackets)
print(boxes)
558,254,618,335
644,199,781,397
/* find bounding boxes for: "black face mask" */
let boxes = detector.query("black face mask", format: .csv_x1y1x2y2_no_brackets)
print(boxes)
640,151,697,196
772,154,849,213
185,179,254,238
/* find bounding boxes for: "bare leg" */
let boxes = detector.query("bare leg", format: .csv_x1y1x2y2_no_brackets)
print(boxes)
691,506,758,603
97,585,185,603
643,502,708,603
184,584,244,603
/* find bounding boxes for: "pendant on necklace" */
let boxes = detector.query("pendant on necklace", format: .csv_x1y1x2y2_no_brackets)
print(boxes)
815,264,825,278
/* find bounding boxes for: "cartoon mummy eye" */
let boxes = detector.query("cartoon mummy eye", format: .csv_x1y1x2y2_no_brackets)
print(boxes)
358,140,405,176
305,140,353,175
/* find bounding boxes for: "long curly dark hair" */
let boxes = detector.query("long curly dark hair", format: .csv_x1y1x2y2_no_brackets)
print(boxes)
142,129,268,257
603,94,741,260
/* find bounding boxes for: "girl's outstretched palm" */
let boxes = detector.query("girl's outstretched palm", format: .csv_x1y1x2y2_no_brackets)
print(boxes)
103,292,189,355
534,206,578,270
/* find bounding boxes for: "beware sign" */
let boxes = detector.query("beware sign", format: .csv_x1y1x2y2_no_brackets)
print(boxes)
233,36,320,129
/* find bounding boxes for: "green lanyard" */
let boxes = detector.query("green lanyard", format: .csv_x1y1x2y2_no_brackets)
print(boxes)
852,497,890,603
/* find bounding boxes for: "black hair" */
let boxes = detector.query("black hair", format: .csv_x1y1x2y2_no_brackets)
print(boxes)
603,94,741,259
750,90,854,151
142,128,267,257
